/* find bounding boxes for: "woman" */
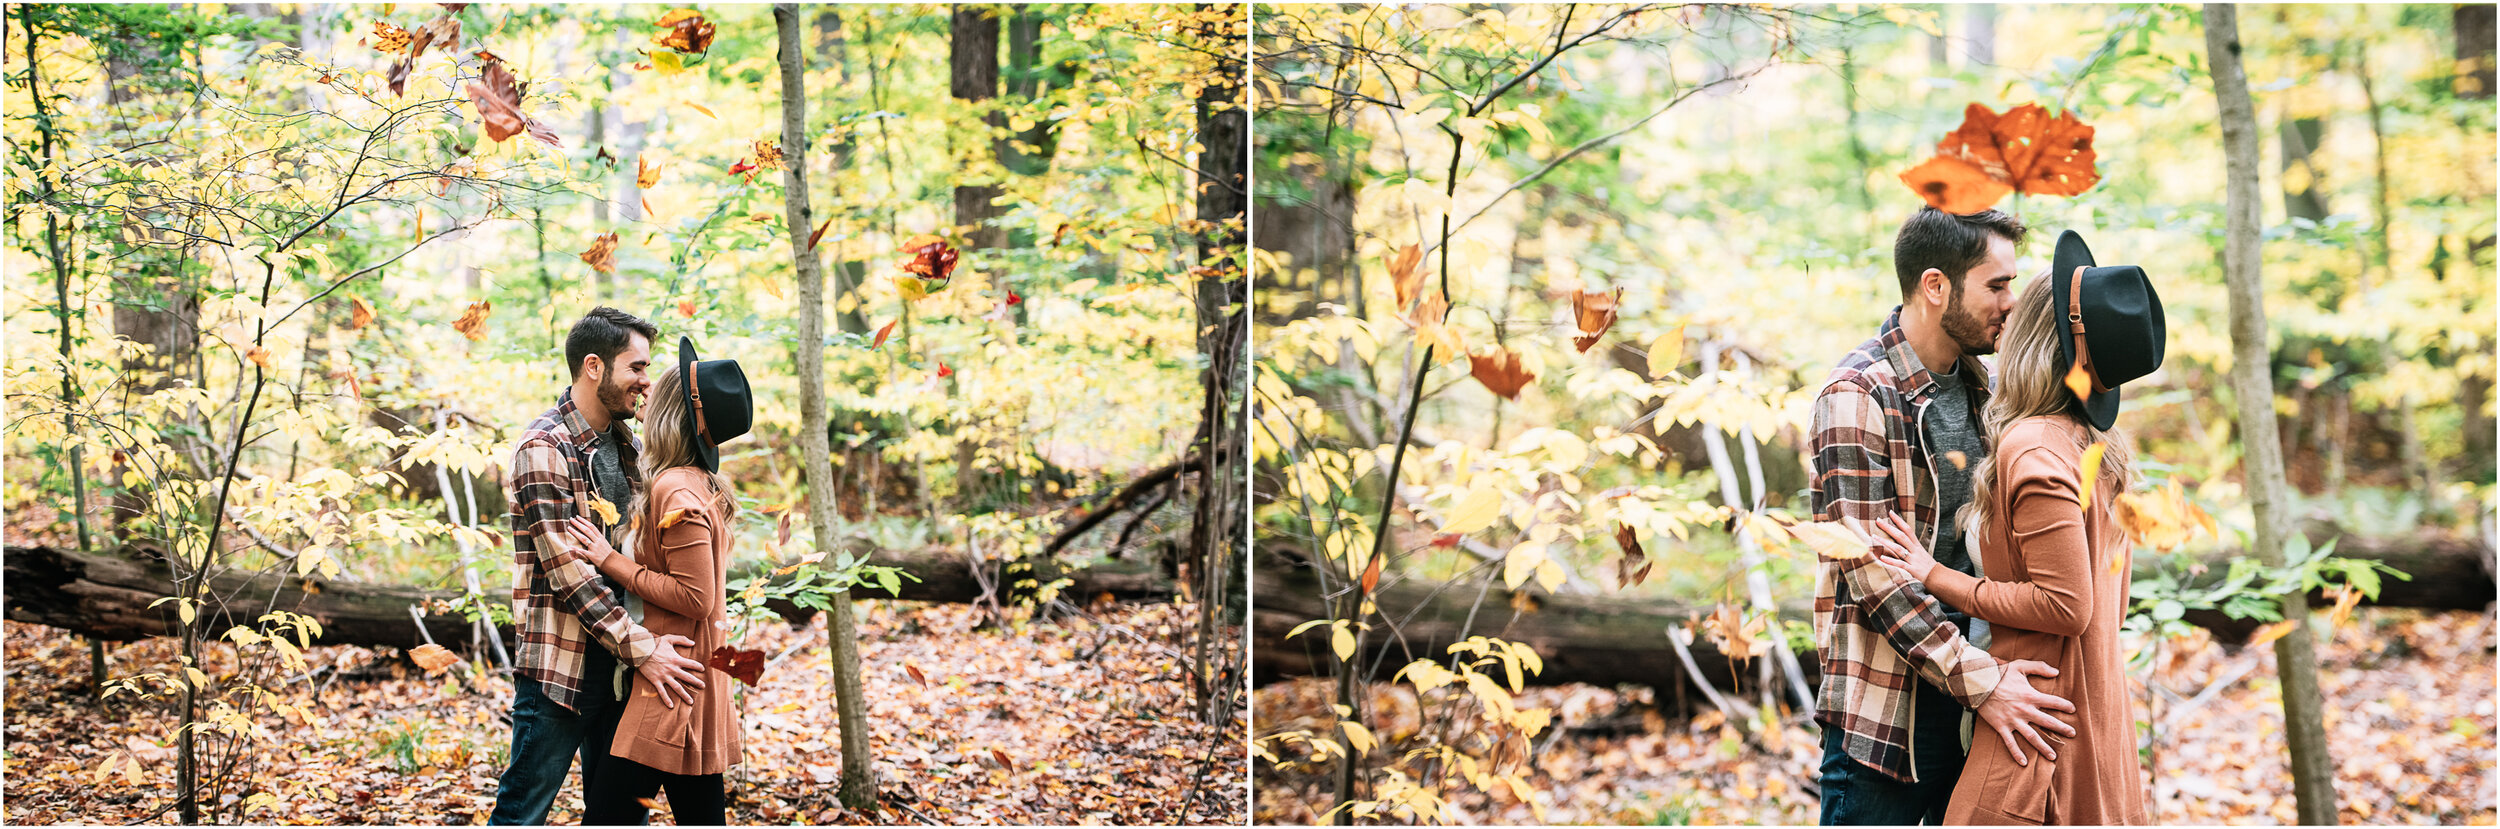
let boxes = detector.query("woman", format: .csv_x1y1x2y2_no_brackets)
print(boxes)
566,336,753,825
1869,231,2164,825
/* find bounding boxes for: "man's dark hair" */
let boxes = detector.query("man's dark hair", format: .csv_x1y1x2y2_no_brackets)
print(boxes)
1893,207,2028,298
565,307,658,379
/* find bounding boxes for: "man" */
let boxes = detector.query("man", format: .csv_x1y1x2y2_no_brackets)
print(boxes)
489,307,709,825
1808,208,2078,825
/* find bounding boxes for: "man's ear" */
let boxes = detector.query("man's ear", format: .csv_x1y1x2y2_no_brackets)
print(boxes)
1919,268,1952,307
582,354,604,384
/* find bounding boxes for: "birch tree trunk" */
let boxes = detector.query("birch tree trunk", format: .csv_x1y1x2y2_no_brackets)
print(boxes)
776,4,877,811
2205,7,2340,822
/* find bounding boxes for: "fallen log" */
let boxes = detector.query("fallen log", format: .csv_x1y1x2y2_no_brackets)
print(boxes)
1254,526,2491,692
3,543,1178,651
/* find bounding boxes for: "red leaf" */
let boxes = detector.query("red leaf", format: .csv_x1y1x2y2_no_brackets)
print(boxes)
677,299,696,318
936,361,953,379
728,159,757,177
1360,552,1384,595
807,218,832,251
905,663,927,686
1005,289,1023,306
871,320,897,349
1467,347,1536,400
776,508,796,548
991,748,1014,769
707,646,765,686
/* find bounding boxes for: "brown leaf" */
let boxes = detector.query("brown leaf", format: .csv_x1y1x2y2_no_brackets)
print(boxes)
413,15,461,61
579,232,619,273
754,139,786,171
871,319,898,349
1387,243,1425,309
1467,347,1536,400
595,146,617,167
653,10,717,53
905,663,927,686
466,59,529,143
707,646,765,685
1050,223,1071,247
776,508,796,548
387,57,416,97
1359,552,1384,595
1614,523,1651,587
246,346,271,369
451,300,491,341
990,748,1014,769
807,218,832,251
409,643,460,674
1571,288,1622,353
1902,102,2100,212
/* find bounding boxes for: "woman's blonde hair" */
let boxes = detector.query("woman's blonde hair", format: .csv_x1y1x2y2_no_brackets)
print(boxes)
626,363,737,559
1965,269,2136,536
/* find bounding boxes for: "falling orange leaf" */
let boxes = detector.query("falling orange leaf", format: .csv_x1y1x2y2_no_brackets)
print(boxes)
246,346,270,369
409,643,460,674
350,297,376,330
1944,450,1969,470
452,300,491,341
1900,102,2100,212
1467,347,1535,400
2064,361,2095,404
1401,292,1466,362
368,21,414,54
1050,223,1071,247
872,320,898,349
905,663,928,686
658,508,690,529
754,139,786,171
1387,243,1426,309
1571,288,1622,353
685,102,718,120
580,232,619,273
2077,442,2108,514
807,218,833,251
637,155,663,189
652,9,716,53
677,299,696,318
1359,552,1384,595
936,361,953,379
2247,619,2300,648
583,495,620,526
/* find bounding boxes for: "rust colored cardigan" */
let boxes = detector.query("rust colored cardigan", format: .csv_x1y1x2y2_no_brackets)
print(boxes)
1923,416,2148,825
595,467,744,776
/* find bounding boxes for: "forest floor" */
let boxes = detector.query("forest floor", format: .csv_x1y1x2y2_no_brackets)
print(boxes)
1254,607,2496,825
2,602,1246,825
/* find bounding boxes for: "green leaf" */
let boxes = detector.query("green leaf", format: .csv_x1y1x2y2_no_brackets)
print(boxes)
2151,599,2185,622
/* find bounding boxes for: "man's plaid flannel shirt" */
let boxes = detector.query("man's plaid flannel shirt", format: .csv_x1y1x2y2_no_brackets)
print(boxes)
507,389,658,712
1807,307,2008,783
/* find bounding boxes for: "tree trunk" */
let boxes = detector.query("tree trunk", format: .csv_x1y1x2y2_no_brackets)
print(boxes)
2458,4,2495,100
4,543,1182,649
776,4,878,812
2206,7,2341,822
949,7,1006,251
816,9,869,338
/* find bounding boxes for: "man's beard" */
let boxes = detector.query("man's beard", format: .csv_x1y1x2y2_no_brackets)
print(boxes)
1940,287,1998,357
595,372,638,421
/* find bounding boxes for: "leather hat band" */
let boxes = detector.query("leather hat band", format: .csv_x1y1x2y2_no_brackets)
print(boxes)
2068,265,2111,395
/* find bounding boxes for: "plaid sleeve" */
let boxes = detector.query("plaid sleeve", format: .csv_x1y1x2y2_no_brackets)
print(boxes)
1810,383,2005,709
511,440,659,667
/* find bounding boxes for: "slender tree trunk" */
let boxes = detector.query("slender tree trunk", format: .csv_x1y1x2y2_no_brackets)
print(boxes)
776,4,877,811
817,9,868,337
1188,2,1248,728
950,7,1006,251
2205,7,2340,823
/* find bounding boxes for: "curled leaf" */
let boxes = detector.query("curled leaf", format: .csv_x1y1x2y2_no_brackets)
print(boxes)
1387,243,1425,308
653,10,716,53
1614,523,1651,587
350,297,377,330
707,646,764,685
583,495,620,526
871,319,898,349
657,508,690,529
580,231,619,273
1571,288,1622,353
451,300,492,341
636,155,663,189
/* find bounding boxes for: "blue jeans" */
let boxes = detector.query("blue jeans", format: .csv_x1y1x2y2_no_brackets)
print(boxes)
488,647,623,825
1819,678,1969,825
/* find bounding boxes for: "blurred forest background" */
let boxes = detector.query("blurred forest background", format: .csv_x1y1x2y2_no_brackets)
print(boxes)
1250,3,2492,824
3,3,1246,824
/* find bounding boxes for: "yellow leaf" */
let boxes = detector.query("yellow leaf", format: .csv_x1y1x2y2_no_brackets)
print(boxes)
1646,323,1688,378
1340,721,1377,756
1788,521,1868,560
1535,559,1566,592
1330,624,1356,662
657,508,690,529
2247,619,2300,648
2077,442,2107,513
177,599,195,627
685,101,716,119
2064,361,2094,404
1440,486,1502,535
584,495,620,526
1503,542,1545,591
895,276,930,302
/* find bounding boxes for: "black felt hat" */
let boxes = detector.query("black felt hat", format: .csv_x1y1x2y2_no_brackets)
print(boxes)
2048,231,2167,431
676,335,751,473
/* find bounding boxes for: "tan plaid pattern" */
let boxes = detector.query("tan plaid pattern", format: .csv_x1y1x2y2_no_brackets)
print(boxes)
1807,308,2007,783
507,390,656,712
